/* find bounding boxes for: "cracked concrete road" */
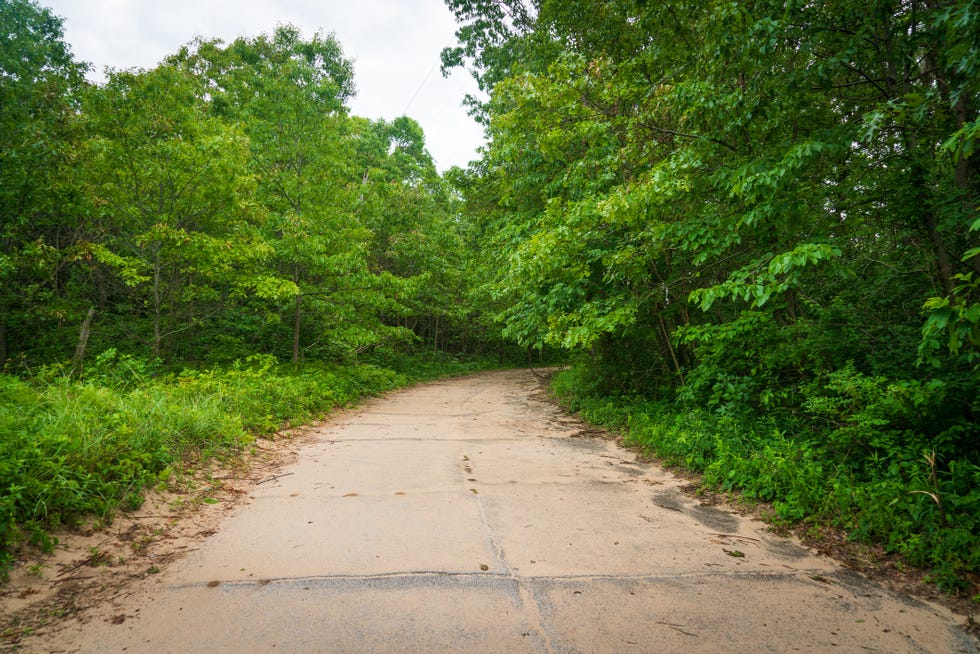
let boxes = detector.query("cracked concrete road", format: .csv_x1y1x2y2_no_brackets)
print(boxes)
41,370,976,653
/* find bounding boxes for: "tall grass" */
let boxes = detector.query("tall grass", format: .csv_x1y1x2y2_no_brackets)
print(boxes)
0,351,496,577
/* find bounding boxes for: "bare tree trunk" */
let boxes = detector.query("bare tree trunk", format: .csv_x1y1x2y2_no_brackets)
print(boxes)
0,316,7,370
658,311,685,386
152,257,162,358
72,307,96,374
293,294,302,364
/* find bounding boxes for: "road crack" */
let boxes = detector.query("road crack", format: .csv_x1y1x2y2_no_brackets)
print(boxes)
474,494,557,654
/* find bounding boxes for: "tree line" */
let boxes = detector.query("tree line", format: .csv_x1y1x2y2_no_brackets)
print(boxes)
1,0,501,371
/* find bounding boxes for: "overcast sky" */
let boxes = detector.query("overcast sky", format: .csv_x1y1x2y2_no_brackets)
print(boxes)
42,0,486,172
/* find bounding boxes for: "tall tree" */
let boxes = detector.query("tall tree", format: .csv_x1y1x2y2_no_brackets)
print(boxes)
351,115,471,350
80,64,282,359
0,0,87,366
169,27,429,362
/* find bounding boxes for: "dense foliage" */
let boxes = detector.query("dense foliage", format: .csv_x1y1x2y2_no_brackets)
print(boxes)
444,0,979,590
1,1,501,369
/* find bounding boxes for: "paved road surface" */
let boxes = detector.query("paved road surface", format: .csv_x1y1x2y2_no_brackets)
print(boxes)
36,370,977,653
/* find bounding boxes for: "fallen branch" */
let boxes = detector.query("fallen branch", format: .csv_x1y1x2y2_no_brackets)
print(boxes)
708,533,760,542
529,367,549,380
257,473,294,485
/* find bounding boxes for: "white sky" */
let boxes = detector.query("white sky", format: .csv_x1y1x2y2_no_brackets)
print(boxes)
42,0,486,172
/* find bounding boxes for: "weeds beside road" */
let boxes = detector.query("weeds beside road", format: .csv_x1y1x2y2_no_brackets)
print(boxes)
0,351,496,578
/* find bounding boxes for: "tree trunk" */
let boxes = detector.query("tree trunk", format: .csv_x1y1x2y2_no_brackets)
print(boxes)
0,316,7,370
952,98,980,276
152,257,162,358
905,136,955,295
72,307,96,374
924,208,955,295
784,289,799,323
658,310,685,386
293,293,302,364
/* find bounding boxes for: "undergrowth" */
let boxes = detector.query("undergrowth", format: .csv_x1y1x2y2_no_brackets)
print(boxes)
0,349,497,579
551,366,980,595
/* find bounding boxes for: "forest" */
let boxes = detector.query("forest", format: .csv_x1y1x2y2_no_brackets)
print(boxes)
2,0,979,594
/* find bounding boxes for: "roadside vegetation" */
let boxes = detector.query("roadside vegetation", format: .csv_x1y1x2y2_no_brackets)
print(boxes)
0,351,497,577
552,367,978,593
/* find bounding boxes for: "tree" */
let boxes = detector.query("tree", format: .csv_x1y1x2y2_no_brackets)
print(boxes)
442,0,980,588
80,65,283,359
445,0,979,426
0,0,87,366
170,27,424,362
350,115,472,351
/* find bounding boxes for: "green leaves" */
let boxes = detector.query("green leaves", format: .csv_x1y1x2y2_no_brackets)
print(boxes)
921,279,980,365
0,11,493,366
0,0,90,365
941,119,980,164
691,244,843,311
86,243,148,287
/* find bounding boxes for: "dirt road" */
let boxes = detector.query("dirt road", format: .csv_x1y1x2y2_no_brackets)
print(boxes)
21,369,977,652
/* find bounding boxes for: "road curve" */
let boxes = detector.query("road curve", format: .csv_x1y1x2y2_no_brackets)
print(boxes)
34,369,977,653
